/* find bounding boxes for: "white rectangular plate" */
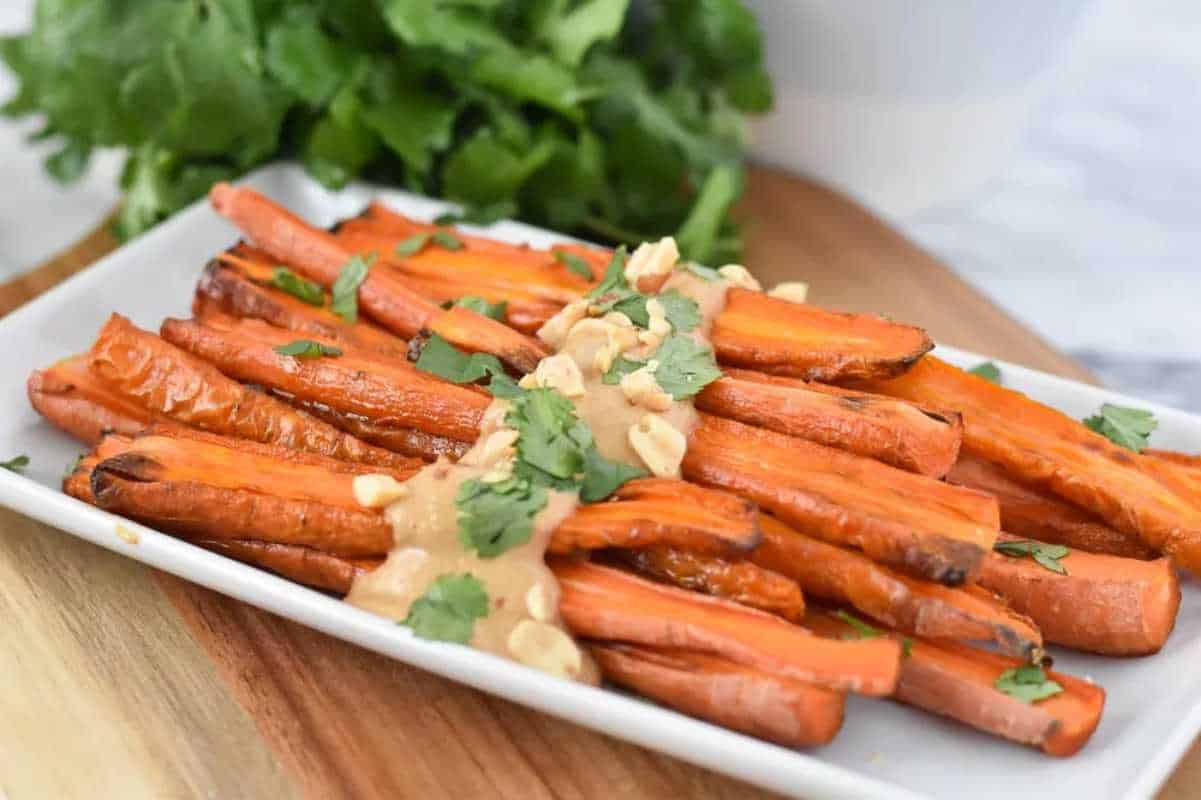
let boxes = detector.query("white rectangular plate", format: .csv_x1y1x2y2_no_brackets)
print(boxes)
1,164,1197,800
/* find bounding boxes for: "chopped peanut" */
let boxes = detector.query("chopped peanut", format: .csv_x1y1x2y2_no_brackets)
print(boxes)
625,237,680,292
352,474,410,508
768,281,809,304
628,413,687,478
521,353,587,398
507,620,584,679
620,365,673,412
718,264,762,291
537,298,589,349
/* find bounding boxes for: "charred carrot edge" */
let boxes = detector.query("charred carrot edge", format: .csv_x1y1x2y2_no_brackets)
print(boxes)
588,642,845,748
807,609,1105,757
947,453,1155,560
289,397,471,462
859,356,1201,571
28,355,164,444
978,533,1179,656
697,369,963,477
209,183,549,373
159,313,490,444
685,414,998,585
554,559,901,696
613,547,806,623
754,516,1041,660
196,540,374,594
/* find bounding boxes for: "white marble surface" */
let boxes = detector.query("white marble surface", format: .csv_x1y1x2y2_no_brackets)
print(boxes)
0,0,1196,403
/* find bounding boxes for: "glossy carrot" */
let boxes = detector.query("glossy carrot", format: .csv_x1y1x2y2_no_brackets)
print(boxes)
288,398,471,462
196,539,375,594
29,354,164,444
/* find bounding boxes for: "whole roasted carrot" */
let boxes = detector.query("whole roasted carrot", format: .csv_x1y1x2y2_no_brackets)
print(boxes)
588,643,845,748
806,609,1105,757
947,453,1155,560
860,356,1201,572
288,398,471,462
554,559,901,696
978,533,1179,656
697,369,962,477
194,539,376,594
685,414,999,585
752,516,1041,660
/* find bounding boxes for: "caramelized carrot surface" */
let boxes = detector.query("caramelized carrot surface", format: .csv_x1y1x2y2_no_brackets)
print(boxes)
197,539,374,594
697,369,962,476
685,415,998,584
754,516,1041,659
29,355,163,443
555,560,901,695
947,453,1155,560
861,356,1201,571
289,398,471,462
978,534,1180,656
589,643,845,748
805,610,1105,757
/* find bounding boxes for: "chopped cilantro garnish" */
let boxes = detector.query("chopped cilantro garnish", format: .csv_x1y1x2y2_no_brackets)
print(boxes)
457,477,548,558
585,246,629,302
554,250,594,280
1083,403,1157,452
612,289,700,333
270,267,324,306
994,664,1063,704
651,335,723,399
394,233,432,257
684,263,722,281
272,339,343,358
414,333,520,398
994,539,1070,575
432,230,465,251
330,252,375,322
968,361,1002,384
834,610,883,640
602,354,647,385
1,454,30,473
402,573,489,644
579,448,647,503
452,295,507,321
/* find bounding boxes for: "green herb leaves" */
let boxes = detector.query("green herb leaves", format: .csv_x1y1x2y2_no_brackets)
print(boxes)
1083,403,1158,452
273,340,343,359
651,336,723,399
834,610,883,640
414,333,521,398
554,250,594,280
452,295,507,321
330,252,375,322
994,539,1070,575
395,230,467,257
1,454,30,473
968,361,1002,384
994,664,1063,704
457,477,548,558
402,573,490,644
270,267,325,306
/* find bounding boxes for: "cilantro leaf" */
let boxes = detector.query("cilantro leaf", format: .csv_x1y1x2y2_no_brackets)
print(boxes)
554,250,595,280
579,447,648,503
968,361,1002,384
994,540,1070,575
656,290,701,332
834,610,883,640
453,295,508,321
394,233,432,257
63,453,84,480
432,231,465,251
602,354,647,385
585,246,630,301
270,267,325,306
414,333,516,397
272,340,343,359
1,454,30,473
402,573,490,644
994,664,1063,704
651,335,723,399
684,263,723,282
330,252,375,322
1083,404,1158,452
457,477,548,558
434,200,518,226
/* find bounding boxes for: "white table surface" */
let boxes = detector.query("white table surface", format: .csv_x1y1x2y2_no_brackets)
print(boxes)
1,0,1196,404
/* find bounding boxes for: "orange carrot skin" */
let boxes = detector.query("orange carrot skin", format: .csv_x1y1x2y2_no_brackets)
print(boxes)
697,369,962,477
288,398,471,462
978,534,1180,656
947,453,1155,560
28,356,162,444
554,559,901,696
196,539,372,594
685,414,997,585
553,499,760,557
588,643,845,748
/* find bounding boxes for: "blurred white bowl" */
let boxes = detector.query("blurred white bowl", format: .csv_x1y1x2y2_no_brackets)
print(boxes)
746,0,1095,218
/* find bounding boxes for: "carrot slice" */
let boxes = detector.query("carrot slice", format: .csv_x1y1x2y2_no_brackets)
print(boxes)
860,356,1201,571
554,559,901,695
196,539,375,593
710,288,933,381
588,643,845,747
978,533,1180,656
29,355,163,444
288,398,471,462
696,369,962,476
685,414,998,584
753,516,1041,659
947,453,1155,559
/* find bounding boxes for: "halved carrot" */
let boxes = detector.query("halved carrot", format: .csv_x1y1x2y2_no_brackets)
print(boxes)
696,369,962,476
710,289,934,381
614,547,806,622
1140,448,1201,511
804,609,1105,757
159,313,489,444
753,516,1041,659
947,453,1155,559
860,356,1201,571
554,559,901,695
978,533,1180,656
588,643,845,747
29,354,164,444
195,539,375,594
288,398,471,462
684,414,998,584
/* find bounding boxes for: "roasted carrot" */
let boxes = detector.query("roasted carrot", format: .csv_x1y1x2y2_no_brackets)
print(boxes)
753,516,1041,660
288,398,471,462
209,183,548,372
806,609,1105,757
1140,448,1201,511
860,356,1201,571
614,547,806,622
160,313,490,444
978,534,1179,656
947,453,1155,559
696,369,962,477
554,559,901,696
29,355,165,444
196,539,375,594
685,414,999,585
588,643,845,747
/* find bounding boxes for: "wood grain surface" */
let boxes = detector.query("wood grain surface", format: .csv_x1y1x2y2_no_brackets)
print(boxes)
0,167,1191,799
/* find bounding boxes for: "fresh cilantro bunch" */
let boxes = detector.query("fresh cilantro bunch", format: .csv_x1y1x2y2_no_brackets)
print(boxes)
1,0,771,261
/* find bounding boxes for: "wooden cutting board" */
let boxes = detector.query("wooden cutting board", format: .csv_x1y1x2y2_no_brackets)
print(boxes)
0,168,1193,799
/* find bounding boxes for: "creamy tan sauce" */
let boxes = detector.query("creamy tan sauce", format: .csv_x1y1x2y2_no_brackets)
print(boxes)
346,246,735,682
